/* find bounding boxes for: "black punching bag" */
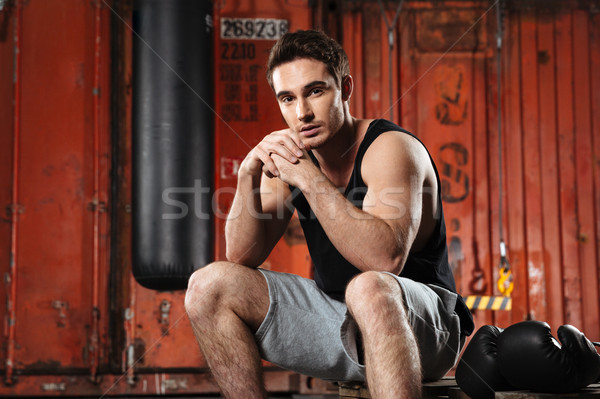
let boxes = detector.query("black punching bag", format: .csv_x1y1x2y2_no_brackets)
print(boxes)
132,0,213,290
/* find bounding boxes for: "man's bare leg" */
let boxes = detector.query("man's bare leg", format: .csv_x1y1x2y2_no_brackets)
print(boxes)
185,261,270,399
345,271,422,399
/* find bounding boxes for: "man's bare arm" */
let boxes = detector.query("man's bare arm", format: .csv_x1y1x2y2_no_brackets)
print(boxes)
224,131,299,267
225,171,292,267
272,132,431,274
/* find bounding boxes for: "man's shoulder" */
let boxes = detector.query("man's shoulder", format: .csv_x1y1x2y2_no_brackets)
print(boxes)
365,129,427,160
361,127,434,185
362,118,412,135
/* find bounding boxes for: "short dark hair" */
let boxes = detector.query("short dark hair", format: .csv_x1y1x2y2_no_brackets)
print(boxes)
266,30,350,90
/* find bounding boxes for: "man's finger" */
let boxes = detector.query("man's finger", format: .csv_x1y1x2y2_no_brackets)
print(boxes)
267,130,305,157
280,135,304,157
254,147,280,177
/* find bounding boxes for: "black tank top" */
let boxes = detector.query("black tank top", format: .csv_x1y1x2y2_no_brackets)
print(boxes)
290,119,473,335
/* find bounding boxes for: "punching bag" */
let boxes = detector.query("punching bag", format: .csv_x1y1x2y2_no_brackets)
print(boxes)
132,0,213,290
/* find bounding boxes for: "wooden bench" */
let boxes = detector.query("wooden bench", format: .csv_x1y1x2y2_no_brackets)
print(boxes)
339,377,459,399
338,378,600,399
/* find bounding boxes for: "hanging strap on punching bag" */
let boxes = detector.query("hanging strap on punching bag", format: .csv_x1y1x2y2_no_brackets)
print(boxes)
494,0,513,297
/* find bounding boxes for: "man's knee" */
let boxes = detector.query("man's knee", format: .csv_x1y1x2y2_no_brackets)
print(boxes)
185,261,269,330
345,271,404,319
185,261,232,319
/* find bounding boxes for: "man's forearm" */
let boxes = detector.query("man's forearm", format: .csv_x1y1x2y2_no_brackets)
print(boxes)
301,177,407,274
225,172,268,266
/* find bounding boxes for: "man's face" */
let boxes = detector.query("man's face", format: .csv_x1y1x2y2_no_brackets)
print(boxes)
271,58,347,149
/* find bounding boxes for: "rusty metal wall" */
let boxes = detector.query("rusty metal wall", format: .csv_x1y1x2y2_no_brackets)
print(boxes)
341,0,600,340
0,0,113,390
0,0,598,397
0,0,112,374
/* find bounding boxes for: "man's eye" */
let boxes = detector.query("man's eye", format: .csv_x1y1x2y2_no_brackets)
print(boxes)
310,88,323,95
281,96,293,103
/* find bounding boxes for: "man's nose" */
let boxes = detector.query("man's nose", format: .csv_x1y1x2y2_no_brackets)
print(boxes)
296,98,313,121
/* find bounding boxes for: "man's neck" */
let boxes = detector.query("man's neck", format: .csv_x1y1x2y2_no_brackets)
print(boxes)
312,117,367,186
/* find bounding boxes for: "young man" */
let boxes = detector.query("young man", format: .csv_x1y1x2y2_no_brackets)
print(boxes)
185,30,473,399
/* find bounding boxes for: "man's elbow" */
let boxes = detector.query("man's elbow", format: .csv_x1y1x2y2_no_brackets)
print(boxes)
380,251,406,275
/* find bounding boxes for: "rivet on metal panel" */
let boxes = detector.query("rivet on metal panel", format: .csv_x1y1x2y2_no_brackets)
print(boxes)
51,301,69,328
124,307,134,320
88,199,107,212
159,300,171,335
41,382,67,392
6,203,24,215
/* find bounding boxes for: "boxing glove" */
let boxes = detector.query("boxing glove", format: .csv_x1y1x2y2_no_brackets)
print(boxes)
557,324,600,387
497,320,600,393
456,325,515,399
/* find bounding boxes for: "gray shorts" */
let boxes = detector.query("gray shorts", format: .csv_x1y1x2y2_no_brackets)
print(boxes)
255,269,465,382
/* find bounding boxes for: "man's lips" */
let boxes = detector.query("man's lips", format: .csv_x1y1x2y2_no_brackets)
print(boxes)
300,125,320,137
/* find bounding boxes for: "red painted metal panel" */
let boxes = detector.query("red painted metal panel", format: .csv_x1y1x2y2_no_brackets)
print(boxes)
537,11,564,333
362,3,384,120
343,7,364,119
471,47,493,330
520,12,547,322
487,20,510,329
416,53,476,287
0,2,19,386
110,0,136,384
572,9,599,339
591,10,600,341
0,0,112,377
131,289,202,369
0,13,13,374
555,11,583,328
502,7,526,325
0,370,300,397
0,0,17,383
399,8,417,134
380,7,400,122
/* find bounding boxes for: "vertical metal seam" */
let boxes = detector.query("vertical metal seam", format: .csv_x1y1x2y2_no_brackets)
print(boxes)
5,0,22,386
586,1,600,331
90,0,103,383
125,277,137,385
550,5,566,321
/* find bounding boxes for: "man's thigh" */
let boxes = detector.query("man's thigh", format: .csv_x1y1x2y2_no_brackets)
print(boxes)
254,269,462,382
384,273,464,381
254,269,366,382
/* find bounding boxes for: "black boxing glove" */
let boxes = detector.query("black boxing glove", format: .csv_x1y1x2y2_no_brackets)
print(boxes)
557,324,600,387
497,320,600,393
456,325,515,399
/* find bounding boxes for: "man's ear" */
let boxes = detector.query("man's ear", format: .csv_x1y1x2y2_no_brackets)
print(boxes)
342,75,353,101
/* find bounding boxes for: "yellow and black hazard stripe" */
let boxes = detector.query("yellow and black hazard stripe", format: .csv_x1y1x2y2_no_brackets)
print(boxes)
465,295,512,311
